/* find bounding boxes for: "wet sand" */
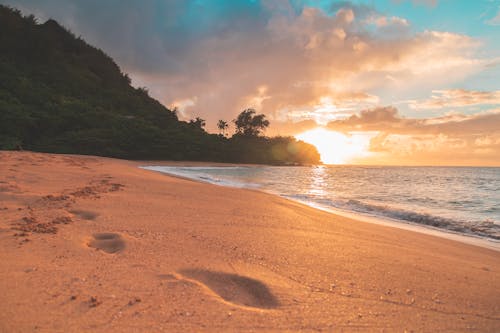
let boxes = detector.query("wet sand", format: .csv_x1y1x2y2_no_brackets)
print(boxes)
0,151,499,332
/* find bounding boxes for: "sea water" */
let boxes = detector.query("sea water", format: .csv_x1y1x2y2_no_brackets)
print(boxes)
142,165,500,242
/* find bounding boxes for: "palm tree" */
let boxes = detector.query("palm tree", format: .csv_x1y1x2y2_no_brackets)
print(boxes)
217,119,229,137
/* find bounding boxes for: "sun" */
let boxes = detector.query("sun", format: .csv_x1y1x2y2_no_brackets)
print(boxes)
296,128,372,164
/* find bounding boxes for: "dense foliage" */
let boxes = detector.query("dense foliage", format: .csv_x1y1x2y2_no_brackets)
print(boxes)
234,109,270,137
0,6,320,165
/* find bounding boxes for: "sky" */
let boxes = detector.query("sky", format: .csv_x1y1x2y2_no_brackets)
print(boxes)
3,0,500,165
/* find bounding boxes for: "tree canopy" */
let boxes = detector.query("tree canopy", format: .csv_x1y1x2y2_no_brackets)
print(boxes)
234,108,270,137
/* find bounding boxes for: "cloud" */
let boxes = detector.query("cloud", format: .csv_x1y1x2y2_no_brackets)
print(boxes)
366,130,500,166
486,8,500,26
372,16,408,27
273,91,380,124
325,106,500,165
327,105,500,135
3,0,494,134
475,135,500,147
410,89,500,109
392,0,438,7
267,119,318,136
412,0,438,7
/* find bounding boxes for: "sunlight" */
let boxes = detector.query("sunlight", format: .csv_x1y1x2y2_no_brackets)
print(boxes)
296,128,372,164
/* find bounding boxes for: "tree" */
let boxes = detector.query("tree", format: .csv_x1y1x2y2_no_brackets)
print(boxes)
233,108,270,137
217,119,229,136
189,117,206,130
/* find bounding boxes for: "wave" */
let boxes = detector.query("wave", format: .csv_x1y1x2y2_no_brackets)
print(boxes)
140,166,261,189
283,194,500,240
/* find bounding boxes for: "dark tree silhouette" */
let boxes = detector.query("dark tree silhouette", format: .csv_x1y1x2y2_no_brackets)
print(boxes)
217,120,229,136
233,108,270,137
189,117,206,129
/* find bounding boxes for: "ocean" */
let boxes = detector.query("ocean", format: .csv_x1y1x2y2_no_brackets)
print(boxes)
142,165,500,242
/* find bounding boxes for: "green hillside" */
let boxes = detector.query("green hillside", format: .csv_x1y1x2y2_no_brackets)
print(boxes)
0,5,320,165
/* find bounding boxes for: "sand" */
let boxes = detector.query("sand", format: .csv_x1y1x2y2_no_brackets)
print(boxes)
0,151,499,332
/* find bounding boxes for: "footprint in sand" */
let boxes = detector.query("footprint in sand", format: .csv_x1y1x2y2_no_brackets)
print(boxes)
177,269,279,309
70,210,99,220
88,233,125,254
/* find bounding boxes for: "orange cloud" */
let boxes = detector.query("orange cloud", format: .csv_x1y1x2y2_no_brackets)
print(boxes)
327,106,500,134
410,89,500,109
323,106,500,166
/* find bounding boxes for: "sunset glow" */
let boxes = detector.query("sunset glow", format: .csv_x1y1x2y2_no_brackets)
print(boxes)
10,0,499,166
296,128,372,164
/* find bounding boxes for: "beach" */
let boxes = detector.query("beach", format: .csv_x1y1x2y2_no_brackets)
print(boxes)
0,151,499,332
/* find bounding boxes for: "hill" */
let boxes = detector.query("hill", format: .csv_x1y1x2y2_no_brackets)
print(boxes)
0,5,320,165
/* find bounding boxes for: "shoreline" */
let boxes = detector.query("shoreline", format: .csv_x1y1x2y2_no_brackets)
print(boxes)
300,200,500,251
1,151,499,332
139,163,500,252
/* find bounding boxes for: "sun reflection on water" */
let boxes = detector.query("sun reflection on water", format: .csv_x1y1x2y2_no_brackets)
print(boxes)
307,165,327,196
